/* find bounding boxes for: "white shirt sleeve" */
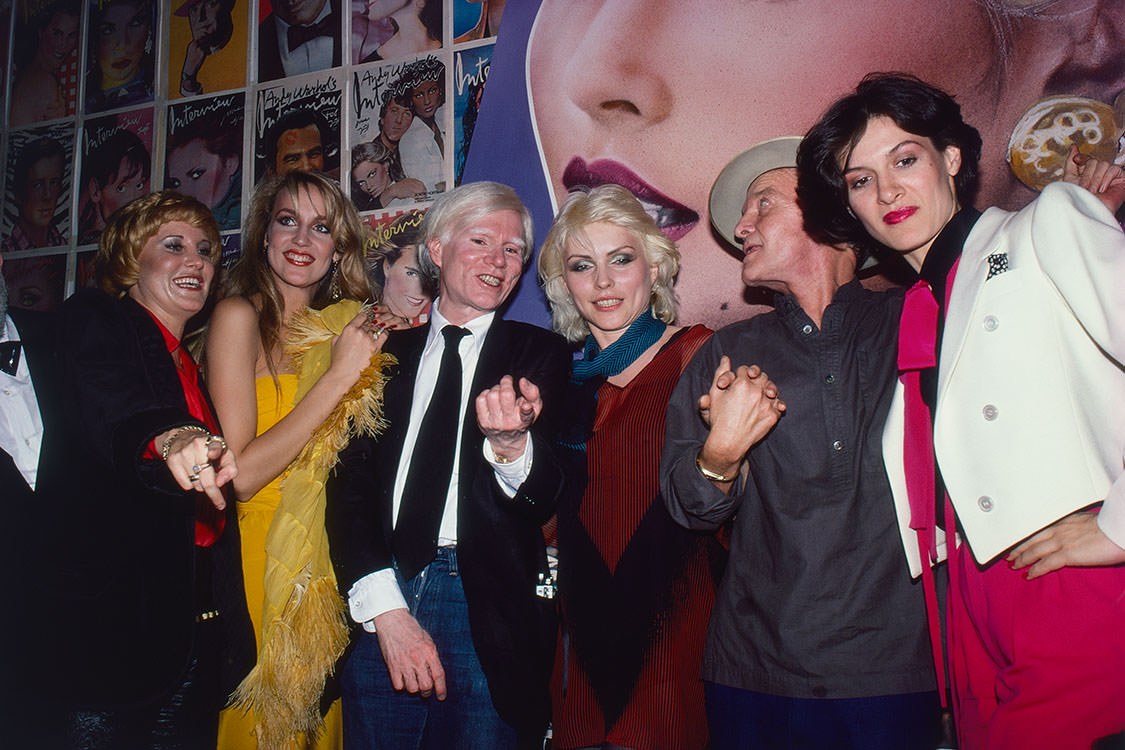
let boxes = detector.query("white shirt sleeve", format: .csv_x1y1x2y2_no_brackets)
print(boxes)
347,568,408,633
483,434,534,498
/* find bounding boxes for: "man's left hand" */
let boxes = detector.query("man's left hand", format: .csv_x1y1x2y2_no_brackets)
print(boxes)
476,375,541,461
1007,511,1125,579
1062,146,1125,215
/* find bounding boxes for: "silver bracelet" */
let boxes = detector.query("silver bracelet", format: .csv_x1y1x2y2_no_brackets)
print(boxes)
160,425,211,460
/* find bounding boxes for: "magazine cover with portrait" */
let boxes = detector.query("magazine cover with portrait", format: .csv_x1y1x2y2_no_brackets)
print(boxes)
3,252,67,312
453,0,503,44
84,0,158,115
76,108,154,245
350,0,440,65
463,0,1125,329
349,53,447,212
9,0,80,127
165,92,245,230
2,123,74,253
254,69,342,182
453,42,492,186
360,204,423,251
257,0,341,84
168,0,249,99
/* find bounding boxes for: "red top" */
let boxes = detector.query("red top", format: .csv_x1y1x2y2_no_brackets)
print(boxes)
553,325,716,750
143,311,225,547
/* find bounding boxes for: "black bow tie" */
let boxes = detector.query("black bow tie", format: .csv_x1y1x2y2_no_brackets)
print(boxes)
0,341,21,376
287,15,333,52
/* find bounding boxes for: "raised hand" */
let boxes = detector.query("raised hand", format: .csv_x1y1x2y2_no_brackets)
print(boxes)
476,375,542,461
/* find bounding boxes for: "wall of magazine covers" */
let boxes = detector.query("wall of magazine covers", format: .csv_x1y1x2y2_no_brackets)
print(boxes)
0,0,500,312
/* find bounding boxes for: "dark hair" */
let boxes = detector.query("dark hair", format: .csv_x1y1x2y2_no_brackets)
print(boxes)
85,130,150,192
796,73,983,249
378,89,414,122
85,0,155,112
456,80,485,183
367,211,437,302
387,57,445,104
13,137,66,196
263,108,330,167
14,2,80,70
167,105,242,163
417,0,441,45
197,0,235,54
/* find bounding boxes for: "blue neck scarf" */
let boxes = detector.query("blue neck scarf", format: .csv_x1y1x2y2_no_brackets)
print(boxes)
570,308,666,384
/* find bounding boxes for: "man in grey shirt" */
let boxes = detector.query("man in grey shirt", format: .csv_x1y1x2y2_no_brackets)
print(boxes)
660,138,939,748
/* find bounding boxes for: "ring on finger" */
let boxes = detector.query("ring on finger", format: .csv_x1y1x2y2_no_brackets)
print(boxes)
188,472,200,482
204,434,227,453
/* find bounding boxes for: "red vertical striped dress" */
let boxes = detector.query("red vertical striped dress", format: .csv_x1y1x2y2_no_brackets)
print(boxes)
553,325,720,750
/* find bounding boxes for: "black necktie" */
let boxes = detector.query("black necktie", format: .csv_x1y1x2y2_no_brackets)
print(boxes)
394,325,468,580
286,15,333,52
0,341,21,376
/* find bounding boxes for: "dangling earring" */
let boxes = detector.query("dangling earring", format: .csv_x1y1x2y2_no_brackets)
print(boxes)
329,259,341,301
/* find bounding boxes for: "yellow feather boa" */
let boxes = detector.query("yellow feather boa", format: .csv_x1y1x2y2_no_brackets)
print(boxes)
230,299,396,749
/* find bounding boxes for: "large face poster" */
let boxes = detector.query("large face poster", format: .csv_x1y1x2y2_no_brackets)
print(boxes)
464,0,1125,329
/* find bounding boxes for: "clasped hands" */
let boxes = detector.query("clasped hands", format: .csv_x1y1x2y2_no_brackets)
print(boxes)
697,356,785,481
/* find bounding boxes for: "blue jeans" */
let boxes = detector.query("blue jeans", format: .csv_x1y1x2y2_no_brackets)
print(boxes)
341,547,518,750
705,682,940,750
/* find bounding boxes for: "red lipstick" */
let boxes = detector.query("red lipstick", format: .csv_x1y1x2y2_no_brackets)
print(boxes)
883,206,918,225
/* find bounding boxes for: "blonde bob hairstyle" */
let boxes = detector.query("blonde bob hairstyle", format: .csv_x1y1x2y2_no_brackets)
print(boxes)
96,190,221,298
225,171,369,371
538,184,679,343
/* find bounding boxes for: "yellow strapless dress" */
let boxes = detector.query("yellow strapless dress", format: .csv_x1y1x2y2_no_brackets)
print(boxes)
217,374,342,750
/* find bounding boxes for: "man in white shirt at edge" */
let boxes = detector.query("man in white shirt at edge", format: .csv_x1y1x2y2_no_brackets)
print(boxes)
0,250,54,744
326,181,570,748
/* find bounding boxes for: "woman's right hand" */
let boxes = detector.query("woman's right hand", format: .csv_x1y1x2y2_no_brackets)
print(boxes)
160,430,238,510
327,313,388,387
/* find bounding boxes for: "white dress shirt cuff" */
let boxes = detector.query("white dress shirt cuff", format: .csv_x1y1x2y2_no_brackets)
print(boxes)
484,435,533,498
348,569,407,633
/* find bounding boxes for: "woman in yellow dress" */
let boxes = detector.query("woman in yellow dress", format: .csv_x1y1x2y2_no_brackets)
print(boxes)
207,171,394,749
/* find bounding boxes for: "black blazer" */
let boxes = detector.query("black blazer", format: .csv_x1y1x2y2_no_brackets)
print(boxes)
326,318,570,737
257,2,341,83
41,290,253,710
1,309,58,737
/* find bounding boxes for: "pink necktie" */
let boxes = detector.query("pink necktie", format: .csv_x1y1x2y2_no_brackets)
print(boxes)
897,278,947,709
898,280,940,560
